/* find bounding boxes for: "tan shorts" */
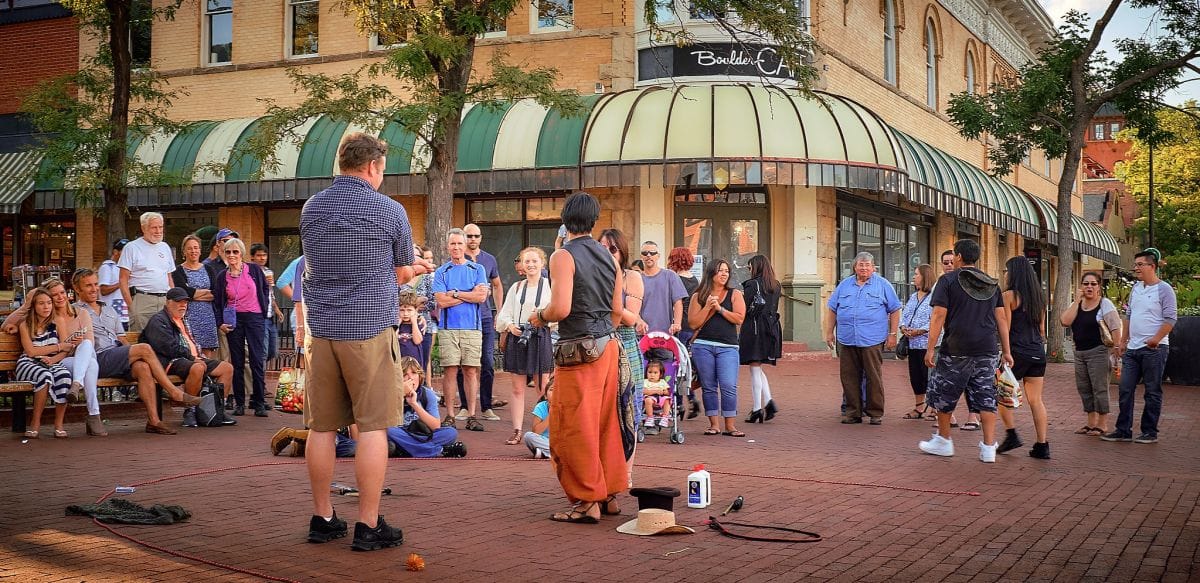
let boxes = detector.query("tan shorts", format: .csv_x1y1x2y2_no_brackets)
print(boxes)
129,293,165,333
439,329,482,368
303,328,402,432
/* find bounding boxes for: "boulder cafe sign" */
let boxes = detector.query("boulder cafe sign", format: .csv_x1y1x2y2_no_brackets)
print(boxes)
637,42,794,81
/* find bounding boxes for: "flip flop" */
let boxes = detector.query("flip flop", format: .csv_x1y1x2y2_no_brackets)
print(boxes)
722,430,746,437
902,408,925,419
23,430,38,439
703,428,721,435
1086,427,1105,436
961,421,981,431
1074,426,1092,435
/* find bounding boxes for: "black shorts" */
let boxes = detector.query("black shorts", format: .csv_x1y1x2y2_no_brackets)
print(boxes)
96,345,133,378
167,357,223,378
1011,353,1047,379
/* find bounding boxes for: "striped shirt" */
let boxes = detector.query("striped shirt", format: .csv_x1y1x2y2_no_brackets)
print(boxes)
300,175,415,341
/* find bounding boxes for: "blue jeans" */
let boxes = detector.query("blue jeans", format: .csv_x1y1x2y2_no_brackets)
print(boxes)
692,342,740,417
263,317,279,363
1116,347,1168,437
229,311,266,408
458,320,496,410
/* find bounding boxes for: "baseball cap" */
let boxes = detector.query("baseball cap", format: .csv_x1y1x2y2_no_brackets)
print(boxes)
166,288,190,302
113,239,129,250
215,228,239,241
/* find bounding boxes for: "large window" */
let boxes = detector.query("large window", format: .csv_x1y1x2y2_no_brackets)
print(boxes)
883,0,897,85
652,0,676,23
925,19,937,109
535,0,573,29
206,0,232,65
467,197,563,290
289,0,319,57
131,0,152,67
1092,123,1105,140
837,204,929,299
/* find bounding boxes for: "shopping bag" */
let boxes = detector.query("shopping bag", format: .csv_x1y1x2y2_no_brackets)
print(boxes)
996,364,1023,408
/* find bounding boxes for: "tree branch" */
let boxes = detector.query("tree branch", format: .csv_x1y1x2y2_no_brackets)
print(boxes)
1095,48,1200,106
1035,113,1071,134
1154,100,1200,124
1081,0,1126,65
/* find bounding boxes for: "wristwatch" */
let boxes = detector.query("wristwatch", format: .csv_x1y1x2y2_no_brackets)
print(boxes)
452,290,459,299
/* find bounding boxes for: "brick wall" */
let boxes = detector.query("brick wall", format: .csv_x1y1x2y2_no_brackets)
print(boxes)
0,15,78,114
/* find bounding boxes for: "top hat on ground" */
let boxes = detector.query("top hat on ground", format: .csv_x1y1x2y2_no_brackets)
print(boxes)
628,487,681,511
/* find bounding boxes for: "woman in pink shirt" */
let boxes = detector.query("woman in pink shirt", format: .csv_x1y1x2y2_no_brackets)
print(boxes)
212,238,271,417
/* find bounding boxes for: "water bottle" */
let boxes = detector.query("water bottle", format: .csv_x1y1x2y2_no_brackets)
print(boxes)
687,464,711,509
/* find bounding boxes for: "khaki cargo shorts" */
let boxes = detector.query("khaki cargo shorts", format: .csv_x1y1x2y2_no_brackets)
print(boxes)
439,328,482,368
303,328,402,432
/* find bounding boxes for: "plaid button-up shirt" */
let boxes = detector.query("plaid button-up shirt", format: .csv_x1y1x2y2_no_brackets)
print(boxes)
300,175,415,341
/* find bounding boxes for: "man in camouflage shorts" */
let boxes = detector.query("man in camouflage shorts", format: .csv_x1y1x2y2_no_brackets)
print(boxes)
919,239,1013,462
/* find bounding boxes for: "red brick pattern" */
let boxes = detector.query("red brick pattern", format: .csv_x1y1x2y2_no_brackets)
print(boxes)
0,15,79,114
1,359,1197,581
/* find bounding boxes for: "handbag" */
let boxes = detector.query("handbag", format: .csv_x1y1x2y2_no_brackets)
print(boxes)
195,378,230,427
1098,317,1115,348
996,364,1023,408
895,292,928,360
402,419,434,442
553,334,611,367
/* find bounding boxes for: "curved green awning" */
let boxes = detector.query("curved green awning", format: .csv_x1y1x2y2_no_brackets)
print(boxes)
0,151,39,214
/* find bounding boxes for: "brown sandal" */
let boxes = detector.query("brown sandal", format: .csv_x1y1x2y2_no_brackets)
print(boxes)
505,428,522,445
550,502,600,524
600,495,621,516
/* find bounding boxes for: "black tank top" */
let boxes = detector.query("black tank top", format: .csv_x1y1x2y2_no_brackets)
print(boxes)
1010,300,1046,359
558,236,616,340
1070,301,1103,351
696,289,739,345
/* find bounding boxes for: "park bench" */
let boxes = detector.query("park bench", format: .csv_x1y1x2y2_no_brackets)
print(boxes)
1,331,183,433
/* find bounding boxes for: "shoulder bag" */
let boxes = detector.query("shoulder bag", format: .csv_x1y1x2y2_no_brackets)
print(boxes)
895,292,928,360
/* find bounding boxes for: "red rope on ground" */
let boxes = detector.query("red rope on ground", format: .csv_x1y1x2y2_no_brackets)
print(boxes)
84,455,980,581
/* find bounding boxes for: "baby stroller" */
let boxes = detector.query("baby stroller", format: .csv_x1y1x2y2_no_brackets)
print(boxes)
637,332,692,445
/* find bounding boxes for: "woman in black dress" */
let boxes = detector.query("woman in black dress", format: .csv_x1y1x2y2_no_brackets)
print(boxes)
739,255,783,423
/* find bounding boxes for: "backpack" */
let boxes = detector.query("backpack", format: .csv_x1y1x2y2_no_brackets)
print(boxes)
195,379,231,427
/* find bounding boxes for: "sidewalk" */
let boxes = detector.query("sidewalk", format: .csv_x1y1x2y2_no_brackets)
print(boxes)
1,358,1197,582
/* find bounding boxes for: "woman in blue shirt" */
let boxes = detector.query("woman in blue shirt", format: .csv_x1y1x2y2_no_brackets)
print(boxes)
900,264,935,420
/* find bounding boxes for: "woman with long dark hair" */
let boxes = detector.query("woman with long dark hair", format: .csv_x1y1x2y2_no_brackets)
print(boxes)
900,264,935,420
688,258,747,436
739,255,783,423
598,228,643,484
997,256,1050,459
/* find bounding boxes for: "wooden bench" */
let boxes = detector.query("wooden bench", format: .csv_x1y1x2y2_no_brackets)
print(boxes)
1,330,183,433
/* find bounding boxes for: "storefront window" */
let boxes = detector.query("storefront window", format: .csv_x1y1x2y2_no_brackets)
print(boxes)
837,205,929,299
467,197,563,289
20,220,76,276
125,210,219,256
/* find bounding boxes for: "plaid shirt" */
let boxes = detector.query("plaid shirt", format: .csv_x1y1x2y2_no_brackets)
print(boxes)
300,175,415,341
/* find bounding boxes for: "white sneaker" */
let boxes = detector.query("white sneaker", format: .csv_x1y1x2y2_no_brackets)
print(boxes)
454,408,469,420
480,409,502,421
658,416,671,427
643,418,656,428
979,441,998,463
534,449,549,459
919,433,954,457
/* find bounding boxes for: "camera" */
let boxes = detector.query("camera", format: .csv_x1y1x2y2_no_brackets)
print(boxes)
515,325,535,347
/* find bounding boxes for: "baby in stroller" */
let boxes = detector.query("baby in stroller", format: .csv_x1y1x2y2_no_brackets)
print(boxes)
642,360,672,435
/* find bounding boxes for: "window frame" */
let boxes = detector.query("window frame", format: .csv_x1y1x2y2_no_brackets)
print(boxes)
883,0,897,85
130,0,153,68
532,0,574,32
965,48,976,95
203,0,233,66
924,19,937,110
1092,123,1105,140
286,0,320,59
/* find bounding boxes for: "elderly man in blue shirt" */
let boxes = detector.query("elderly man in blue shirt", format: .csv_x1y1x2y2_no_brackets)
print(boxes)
824,252,901,425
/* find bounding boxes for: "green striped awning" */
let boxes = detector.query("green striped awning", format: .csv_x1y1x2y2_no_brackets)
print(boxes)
891,130,1040,239
1027,194,1120,264
0,151,39,214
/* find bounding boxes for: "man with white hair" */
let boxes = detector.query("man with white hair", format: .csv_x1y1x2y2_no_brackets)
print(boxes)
118,212,177,332
824,252,901,425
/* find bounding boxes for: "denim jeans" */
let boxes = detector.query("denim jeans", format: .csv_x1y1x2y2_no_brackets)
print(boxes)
458,320,496,410
263,317,279,363
1116,346,1168,437
229,311,267,408
692,342,740,417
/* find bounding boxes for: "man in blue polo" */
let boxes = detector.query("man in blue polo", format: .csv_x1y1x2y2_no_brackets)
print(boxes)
434,228,490,431
300,132,430,551
455,223,505,422
824,251,901,425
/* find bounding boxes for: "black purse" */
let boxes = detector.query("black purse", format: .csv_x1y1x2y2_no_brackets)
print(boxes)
403,419,434,442
895,293,928,361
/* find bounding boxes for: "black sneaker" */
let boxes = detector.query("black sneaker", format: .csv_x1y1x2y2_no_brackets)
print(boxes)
351,516,403,551
1133,433,1158,444
1099,431,1133,442
181,407,198,428
1029,441,1051,459
254,404,269,417
225,395,235,411
441,441,467,458
233,405,245,416
997,429,1023,453
307,512,348,543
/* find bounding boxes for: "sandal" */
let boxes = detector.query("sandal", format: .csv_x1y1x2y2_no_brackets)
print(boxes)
54,428,69,439
441,415,456,428
465,417,485,432
23,430,38,439
491,399,509,409
703,428,720,435
600,495,621,516
505,429,522,445
1074,426,1092,435
550,502,599,524
902,407,927,420
1086,427,1105,436
722,430,746,437
961,421,981,431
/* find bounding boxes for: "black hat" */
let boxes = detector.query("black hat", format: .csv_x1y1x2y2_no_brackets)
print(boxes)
113,239,129,251
628,487,681,512
166,287,190,302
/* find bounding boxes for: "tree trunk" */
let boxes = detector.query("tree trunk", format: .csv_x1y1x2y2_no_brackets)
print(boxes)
421,41,475,263
1048,129,1084,361
105,0,133,248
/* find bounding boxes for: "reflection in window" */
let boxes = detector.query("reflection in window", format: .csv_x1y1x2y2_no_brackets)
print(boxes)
730,219,758,286
290,0,319,57
206,0,232,64
131,0,152,66
525,197,564,221
653,0,677,23
839,213,854,278
537,0,573,28
1109,122,1121,136
468,199,522,222
376,22,407,47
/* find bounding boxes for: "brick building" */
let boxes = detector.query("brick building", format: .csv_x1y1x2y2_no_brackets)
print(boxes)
1081,103,1139,265
23,0,1122,344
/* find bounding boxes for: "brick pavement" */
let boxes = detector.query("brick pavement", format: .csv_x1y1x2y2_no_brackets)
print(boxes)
1,358,1197,582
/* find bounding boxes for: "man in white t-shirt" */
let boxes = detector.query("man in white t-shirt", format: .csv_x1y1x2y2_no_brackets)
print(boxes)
98,238,129,329
118,212,177,332
1102,249,1177,444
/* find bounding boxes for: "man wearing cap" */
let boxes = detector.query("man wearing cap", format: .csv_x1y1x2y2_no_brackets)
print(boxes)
98,239,130,330
204,228,238,270
119,212,177,332
141,287,235,427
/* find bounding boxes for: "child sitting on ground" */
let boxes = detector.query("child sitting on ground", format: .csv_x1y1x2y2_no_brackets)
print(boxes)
522,376,552,459
642,360,671,434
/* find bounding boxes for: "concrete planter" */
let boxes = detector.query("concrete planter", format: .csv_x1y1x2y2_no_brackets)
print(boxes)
1165,316,1200,386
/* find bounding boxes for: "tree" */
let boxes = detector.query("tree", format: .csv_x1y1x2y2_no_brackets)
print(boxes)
20,1,184,248
1115,100,1200,282
241,0,816,258
946,1,1200,359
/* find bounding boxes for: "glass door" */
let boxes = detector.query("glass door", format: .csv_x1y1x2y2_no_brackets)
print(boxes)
674,190,770,287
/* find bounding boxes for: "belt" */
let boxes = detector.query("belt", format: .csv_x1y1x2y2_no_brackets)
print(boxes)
132,288,167,297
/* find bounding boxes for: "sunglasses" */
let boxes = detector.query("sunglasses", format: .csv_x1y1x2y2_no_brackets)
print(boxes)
224,250,240,255
941,260,953,265
466,234,482,239
641,251,658,257
1133,262,1153,268
1081,282,1099,286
